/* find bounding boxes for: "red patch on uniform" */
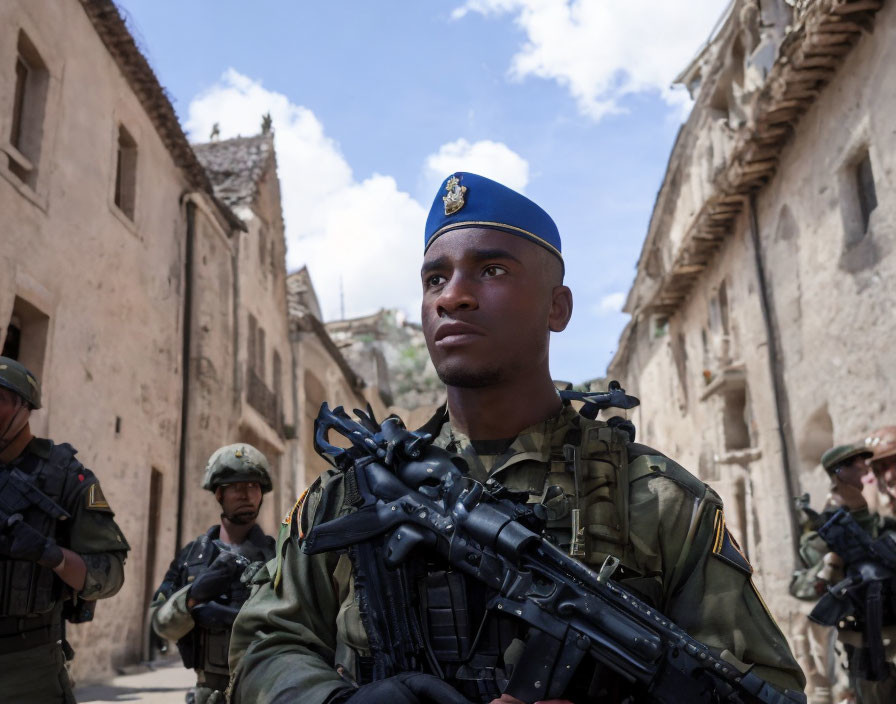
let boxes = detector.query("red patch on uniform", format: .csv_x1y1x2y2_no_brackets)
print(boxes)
78,474,85,482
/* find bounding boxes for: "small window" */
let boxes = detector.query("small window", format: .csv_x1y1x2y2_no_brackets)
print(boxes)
257,327,266,381
273,350,282,410
258,227,267,269
10,58,28,151
1,316,21,359
2,296,50,385
672,332,688,407
723,387,751,451
653,316,669,339
7,31,49,187
854,151,877,235
114,125,137,220
248,314,258,371
841,147,878,247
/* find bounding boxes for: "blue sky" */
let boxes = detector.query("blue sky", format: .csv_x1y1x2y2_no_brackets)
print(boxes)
116,0,727,383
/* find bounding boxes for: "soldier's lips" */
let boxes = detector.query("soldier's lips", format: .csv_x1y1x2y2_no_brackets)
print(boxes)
436,333,484,348
434,322,485,348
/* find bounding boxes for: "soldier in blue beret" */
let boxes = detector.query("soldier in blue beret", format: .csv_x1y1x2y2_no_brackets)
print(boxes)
229,173,805,703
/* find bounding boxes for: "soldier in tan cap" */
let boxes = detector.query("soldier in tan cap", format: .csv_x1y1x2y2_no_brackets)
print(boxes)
867,426,896,512
792,440,896,703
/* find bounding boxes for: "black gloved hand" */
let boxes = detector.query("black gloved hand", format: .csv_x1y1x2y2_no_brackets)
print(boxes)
336,673,473,704
0,514,64,567
189,551,246,604
190,600,241,629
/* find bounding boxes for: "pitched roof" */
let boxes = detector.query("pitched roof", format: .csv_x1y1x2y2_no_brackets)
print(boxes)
286,267,322,321
286,270,365,393
79,0,244,232
193,134,274,209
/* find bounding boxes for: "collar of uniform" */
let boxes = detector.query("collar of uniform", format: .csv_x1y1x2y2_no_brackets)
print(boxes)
208,522,268,547
432,404,579,481
27,437,53,459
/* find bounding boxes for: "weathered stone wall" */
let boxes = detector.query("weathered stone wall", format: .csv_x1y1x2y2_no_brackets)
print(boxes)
610,2,895,698
0,0,296,682
231,154,296,526
0,0,194,677
290,325,371,493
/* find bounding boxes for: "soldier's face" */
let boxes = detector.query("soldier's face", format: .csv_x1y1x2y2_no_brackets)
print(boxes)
872,457,896,500
834,457,869,490
0,387,30,447
217,481,263,524
420,228,572,388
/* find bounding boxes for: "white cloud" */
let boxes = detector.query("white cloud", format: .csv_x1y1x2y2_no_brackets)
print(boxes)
186,69,425,321
594,291,625,316
453,0,728,120
424,138,530,193
186,70,530,321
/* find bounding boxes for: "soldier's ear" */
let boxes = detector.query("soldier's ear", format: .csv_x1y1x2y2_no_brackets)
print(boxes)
214,487,224,504
549,285,573,333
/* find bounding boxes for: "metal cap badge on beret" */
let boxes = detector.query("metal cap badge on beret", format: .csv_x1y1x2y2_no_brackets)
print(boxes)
821,442,872,474
425,172,562,260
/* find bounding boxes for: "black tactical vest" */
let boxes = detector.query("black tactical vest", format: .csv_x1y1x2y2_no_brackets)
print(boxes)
157,525,274,688
0,442,79,617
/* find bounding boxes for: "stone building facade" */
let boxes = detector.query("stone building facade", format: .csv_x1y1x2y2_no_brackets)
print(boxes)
608,1,895,699
287,268,374,490
0,0,296,681
192,132,296,532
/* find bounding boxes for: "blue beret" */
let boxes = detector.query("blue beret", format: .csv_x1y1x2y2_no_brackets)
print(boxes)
424,172,561,259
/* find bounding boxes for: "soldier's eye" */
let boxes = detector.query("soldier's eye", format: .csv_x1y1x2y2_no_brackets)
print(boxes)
483,265,507,278
425,274,446,287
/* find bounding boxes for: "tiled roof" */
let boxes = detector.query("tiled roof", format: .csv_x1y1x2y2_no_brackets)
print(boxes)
79,0,244,232
193,134,274,209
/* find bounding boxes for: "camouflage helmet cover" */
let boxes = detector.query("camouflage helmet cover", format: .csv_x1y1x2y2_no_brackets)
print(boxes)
0,356,41,409
867,426,896,465
820,442,872,475
202,443,273,493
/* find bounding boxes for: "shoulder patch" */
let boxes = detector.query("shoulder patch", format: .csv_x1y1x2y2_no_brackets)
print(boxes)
85,482,113,513
711,508,752,576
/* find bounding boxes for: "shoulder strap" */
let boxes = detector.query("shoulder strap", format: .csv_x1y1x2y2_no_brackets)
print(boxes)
47,441,79,468
626,445,708,499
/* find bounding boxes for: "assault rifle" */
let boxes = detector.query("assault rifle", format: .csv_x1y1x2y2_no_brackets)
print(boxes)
0,466,70,526
304,403,806,704
809,508,896,681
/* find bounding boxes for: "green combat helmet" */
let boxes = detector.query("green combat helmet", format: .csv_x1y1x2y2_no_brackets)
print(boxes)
0,356,41,409
202,443,273,493
820,442,872,474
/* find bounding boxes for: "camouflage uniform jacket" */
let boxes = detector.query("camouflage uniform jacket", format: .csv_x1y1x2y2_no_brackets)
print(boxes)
791,508,896,600
791,506,896,699
229,404,805,703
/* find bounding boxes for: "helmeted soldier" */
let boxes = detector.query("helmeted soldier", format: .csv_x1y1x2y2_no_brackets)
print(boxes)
229,173,804,703
151,443,276,704
0,356,129,702
791,440,896,704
